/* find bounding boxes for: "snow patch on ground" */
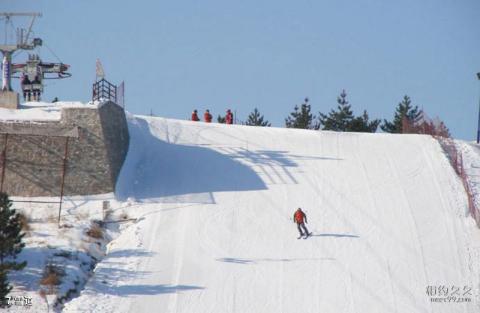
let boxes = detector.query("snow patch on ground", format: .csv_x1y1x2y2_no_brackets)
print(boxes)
4,195,137,312
0,101,103,122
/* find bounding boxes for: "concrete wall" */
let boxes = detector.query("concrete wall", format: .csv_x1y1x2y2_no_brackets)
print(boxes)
0,101,129,196
0,91,19,109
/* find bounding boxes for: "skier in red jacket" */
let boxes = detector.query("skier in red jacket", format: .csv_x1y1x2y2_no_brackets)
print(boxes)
204,109,212,123
191,110,200,121
293,208,311,238
225,109,233,124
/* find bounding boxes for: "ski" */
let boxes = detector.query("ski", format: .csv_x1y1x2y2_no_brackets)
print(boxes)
303,232,312,239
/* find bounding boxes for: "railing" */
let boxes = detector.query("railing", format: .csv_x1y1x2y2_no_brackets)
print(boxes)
440,140,480,228
92,78,117,104
402,113,480,228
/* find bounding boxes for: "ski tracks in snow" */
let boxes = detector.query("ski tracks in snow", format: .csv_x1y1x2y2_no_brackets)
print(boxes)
166,208,189,313
64,118,480,313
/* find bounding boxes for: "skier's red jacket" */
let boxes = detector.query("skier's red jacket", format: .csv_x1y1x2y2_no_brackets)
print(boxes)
191,112,200,121
226,112,233,124
204,112,212,123
294,210,307,224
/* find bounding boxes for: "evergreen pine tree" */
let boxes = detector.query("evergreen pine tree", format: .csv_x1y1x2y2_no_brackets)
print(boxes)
318,90,380,133
318,90,354,131
381,95,422,133
0,192,26,308
245,108,271,127
0,270,11,308
217,115,226,123
349,110,381,133
285,98,316,129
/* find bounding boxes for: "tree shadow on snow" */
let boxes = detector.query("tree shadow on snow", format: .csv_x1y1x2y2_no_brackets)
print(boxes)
106,249,155,258
8,246,93,293
115,118,268,203
8,249,45,292
92,283,204,297
116,117,342,202
217,257,336,265
86,248,204,297
87,268,203,297
223,148,341,185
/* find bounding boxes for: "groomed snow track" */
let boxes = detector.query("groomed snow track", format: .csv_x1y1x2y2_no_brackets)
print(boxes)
64,116,480,313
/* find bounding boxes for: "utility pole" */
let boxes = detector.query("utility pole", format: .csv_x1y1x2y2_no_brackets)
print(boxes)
0,13,42,108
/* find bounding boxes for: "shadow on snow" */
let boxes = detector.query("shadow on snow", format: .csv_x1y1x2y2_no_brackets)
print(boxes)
91,283,204,297
311,233,360,238
84,248,204,297
116,117,342,203
115,118,268,202
216,257,336,265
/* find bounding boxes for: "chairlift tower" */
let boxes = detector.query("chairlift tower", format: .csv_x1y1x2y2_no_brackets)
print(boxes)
0,12,42,108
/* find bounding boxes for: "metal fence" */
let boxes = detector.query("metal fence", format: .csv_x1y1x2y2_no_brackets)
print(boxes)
92,78,117,104
439,138,480,228
402,113,480,228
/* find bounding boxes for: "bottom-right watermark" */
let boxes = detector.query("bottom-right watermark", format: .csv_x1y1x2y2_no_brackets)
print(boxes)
426,285,473,303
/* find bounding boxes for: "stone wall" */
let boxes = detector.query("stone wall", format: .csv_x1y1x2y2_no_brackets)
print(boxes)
0,101,129,196
0,91,19,109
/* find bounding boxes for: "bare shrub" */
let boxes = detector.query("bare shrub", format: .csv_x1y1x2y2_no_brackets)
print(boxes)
86,222,104,239
40,262,65,293
17,212,31,231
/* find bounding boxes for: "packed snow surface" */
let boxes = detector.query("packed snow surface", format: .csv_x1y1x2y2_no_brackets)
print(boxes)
63,116,480,313
0,101,100,122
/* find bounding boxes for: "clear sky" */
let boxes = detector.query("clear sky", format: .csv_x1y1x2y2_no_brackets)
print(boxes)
3,0,480,139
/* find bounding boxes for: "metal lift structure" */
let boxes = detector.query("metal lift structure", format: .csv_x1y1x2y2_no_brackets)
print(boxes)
0,12,71,102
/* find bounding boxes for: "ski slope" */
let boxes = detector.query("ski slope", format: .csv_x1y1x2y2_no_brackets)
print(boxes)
64,116,480,313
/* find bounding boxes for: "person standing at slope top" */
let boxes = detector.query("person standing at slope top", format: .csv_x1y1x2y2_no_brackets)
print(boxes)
191,109,200,121
293,208,311,239
204,109,213,123
225,109,233,124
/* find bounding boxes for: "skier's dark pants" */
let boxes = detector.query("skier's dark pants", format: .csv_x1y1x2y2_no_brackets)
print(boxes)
297,222,309,236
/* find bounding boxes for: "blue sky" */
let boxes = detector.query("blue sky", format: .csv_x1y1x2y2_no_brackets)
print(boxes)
3,0,480,139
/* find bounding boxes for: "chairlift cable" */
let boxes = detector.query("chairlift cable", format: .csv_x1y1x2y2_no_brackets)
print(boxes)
7,18,15,43
43,43,63,63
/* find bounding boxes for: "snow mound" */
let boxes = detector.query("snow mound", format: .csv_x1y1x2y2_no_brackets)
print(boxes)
0,101,102,122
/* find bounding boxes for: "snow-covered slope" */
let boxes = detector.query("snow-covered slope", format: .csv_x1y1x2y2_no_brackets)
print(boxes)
64,116,480,313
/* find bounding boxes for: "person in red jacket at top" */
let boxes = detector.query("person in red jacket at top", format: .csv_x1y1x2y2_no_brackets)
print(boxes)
293,208,311,238
226,109,233,124
204,109,212,123
191,109,200,121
